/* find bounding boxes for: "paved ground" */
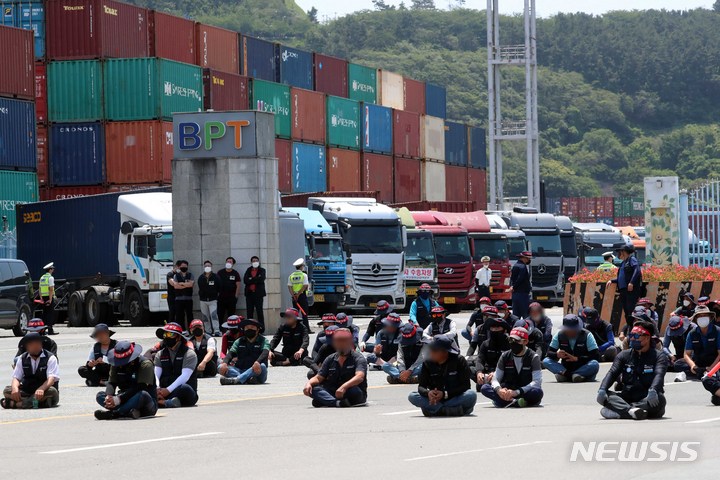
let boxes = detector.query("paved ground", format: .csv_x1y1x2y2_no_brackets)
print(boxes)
1,307,719,478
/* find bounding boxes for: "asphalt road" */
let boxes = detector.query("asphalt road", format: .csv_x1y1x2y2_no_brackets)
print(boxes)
1,308,719,478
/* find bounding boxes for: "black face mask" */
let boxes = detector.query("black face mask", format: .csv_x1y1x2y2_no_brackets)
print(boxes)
163,337,178,348
179,267,188,273
244,329,258,339
510,343,524,355
490,331,506,342
192,329,203,337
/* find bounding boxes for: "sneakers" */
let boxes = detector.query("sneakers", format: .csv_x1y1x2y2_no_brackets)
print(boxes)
600,407,621,419
711,395,720,406
386,375,400,385
369,364,382,371
94,409,115,420
555,373,569,383
312,399,324,408
337,399,353,408
504,399,518,408
219,376,238,385
128,409,141,419
516,398,528,408
408,376,419,384
674,372,687,383
164,397,182,408
245,377,259,385
572,374,586,383
628,407,648,420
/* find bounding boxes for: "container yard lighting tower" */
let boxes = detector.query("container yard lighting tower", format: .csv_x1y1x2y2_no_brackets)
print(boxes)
487,0,540,210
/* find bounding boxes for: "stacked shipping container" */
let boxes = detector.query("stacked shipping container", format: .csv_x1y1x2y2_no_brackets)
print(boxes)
558,196,644,225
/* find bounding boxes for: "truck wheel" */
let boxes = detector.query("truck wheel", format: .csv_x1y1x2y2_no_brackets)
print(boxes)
67,291,87,327
125,290,149,327
85,289,109,327
13,304,32,337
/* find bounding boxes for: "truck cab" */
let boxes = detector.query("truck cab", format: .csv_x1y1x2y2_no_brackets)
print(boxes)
396,208,439,301
309,197,406,310
556,216,579,283
574,222,627,271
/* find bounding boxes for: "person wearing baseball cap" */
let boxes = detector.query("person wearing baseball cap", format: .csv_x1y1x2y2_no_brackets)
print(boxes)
527,302,553,347
636,297,659,326
580,307,617,363
153,323,198,408
513,319,545,359
475,255,493,301
543,314,600,383
509,251,532,319
422,306,458,349
597,319,667,420
219,318,270,385
495,300,520,331
409,283,440,329
385,322,425,384
673,292,697,319
303,325,339,380
219,315,244,361
78,323,117,387
360,300,393,352
304,328,368,408
674,306,720,383
288,258,311,331
472,316,510,390
13,318,58,367
268,308,310,367
188,319,218,378
481,327,543,408
2,332,59,409
470,306,505,352
94,341,157,420
606,244,642,322
312,313,338,358
363,312,402,370
661,315,691,373
462,302,494,353
335,312,360,346
408,334,476,417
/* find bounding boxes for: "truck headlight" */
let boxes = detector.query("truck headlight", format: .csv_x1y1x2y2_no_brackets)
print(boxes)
504,277,510,286
336,286,345,293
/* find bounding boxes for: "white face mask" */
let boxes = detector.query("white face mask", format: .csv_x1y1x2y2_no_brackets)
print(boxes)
697,317,711,328
683,300,691,307
252,262,260,268
225,263,233,270
204,266,212,273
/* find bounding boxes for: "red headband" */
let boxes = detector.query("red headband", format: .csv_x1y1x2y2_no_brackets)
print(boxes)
631,325,651,337
113,344,135,359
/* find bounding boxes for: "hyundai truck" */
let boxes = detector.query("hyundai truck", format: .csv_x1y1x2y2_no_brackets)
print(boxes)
396,207,439,301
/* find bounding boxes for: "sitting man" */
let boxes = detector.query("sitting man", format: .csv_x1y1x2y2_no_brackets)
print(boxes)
495,301,520,330
471,306,504,350
269,308,310,366
636,297,659,327
13,318,57,366
472,316,510,390
596,320,668,420
674,306,720,382
543,314,600,383
188,319,218,378
480,327,543,408
2,332,59,409
219,315,244,361
662,315,692,372
527,302,553,347
304,328,368,408
581,307,618,362
408,334,476,417
312,313,337,358
303,325,339,379
409,283,440,329
360,300,392,352
384,322,424,384
78,323,117,386
463,297,492,343
153,323,198,408
364,312,402,370
335,313,360,346
513,319,544,359
219,318,270,385
422,306,458,347
94,341,157,420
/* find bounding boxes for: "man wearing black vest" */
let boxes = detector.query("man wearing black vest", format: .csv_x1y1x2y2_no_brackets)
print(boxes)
268,308,310,366
363,312,402,370
384,322,425,384
219,318,270,385
94,341,157,420
472,316,510,390
169,260,194,331
2,332,59,409
409,283,440,329
509,251,533,319
481,327,543,408
674,306,720,382
581,307,618,363
13,318,57,367
78,323,117,387
495,300,520,331
422,306,458,348
188,319,218,378
153,323,198,408
543,314,600,382
360,300,393,352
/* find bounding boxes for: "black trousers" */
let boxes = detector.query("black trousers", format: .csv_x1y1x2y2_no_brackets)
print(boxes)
167,296,176,323
271,349,306,366
197,359,218,378
174,299,193,331
603,391,666,419
245,293,265,327
293,293,310,330
476,285,491,302
619,288,639,323
78,363,111,386
42,296,56,327
217,296,237,324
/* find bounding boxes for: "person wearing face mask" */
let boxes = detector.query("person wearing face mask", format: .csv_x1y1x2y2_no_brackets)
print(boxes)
219,318,270,385
462,298,492,353
360,300,392,352
2,332,59,409
288,258,311,331
303,325,339,380
596,252,618,272
197,260,221,337
606,245,642,323
580,307,617,362
335,313,360,346
312,313,337,357
422,306,458,349
363,312,402,370
384,322,425,384
268,308,310,366
513,318,545,359
78,323,117,387
217,257,242,324
471,306,505,352
527,302,553,347
169,260,194,331
243,256,266,328
543,314,600,383
166,261,181,322
13,318,57,367
636,298,659,326
495,300,520,331
409,283,440,329
94,341,157,420
596,320,668,420
219,315,244,361
509,251,533,319
475,256,493,301
673,292,697,319
472,316,510,390
188,319,218,378
661,315,692,372
153,323,198,408
481,327,543,408
674,306,720,382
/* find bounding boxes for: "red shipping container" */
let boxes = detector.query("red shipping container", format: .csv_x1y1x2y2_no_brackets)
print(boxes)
36,125,49,186
596,196,614,218
393,109,421,159
195,23,239,73
104,121,173,184
46,0,149,60
276,139,292,193
203,69,249,111
149,11,195,65
290,87,325,145
314,53,347,98
327,148,360,192
361,153,393,203
394,156,421,203
403,77,426,115
35,64,47,123
0,26,34,100
445,165,468,202
467,168,487,210
40,185,106,201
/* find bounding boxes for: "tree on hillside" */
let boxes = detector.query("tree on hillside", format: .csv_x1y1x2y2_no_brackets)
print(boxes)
411,0,435,10
307,7,318,23
372,0,394,10
714,0,720,12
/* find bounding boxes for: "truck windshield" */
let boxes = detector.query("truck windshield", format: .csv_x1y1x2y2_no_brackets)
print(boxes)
434,235,471,264
406,235,436,265
154,233,173,262
343,225,403,254
507,237,526,257
585,247,621,267
526,234,562,256
561,235,577,257
313,238,344,262
472,238,509,261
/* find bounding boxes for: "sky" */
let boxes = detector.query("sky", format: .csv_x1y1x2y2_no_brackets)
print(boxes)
295,0,712,21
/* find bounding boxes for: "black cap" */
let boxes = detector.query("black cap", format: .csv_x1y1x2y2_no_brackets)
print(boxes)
90,323,115,339
561,314,583,331
615,244,635,253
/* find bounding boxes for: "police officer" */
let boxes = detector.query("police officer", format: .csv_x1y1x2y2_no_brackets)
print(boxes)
543,314,600,382
661,315,692,371
78,323,117,387
13,318,57,365
2,332,59,409
94,341,157,420
581,307,617,362
475,255,492,300
409,283,440,329
39,262,57,335
363,312,402,370
288,258,311,330
527,302,553,347
360,300,392,352
596,252,618,272
422,306,458,347
384,322,424,384
219,318,270,385
596,320,668,420
674,306,720,382
472,316,510,389
509,251,532,319
268,308,310,366
303,325,339,379
606,244,642,322
153,323,198,408
188,319,218,378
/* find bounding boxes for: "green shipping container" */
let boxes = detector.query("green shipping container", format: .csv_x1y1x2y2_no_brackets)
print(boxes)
48,61,103,122
347,63,377,104
250,79,291,138
0,170,38,232
104,58,203,121
326,96,360,150
631,197,645,216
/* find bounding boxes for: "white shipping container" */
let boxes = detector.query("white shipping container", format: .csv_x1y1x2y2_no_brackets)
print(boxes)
378,69,404,110
421,115,445,162
422,160,446,202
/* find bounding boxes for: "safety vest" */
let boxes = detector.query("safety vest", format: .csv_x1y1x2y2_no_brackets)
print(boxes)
557,330,591,372
289,271,306,294
39,273,52,297
596,262,617,272
192,334,217,364
498,349,536,390
158,343,197,391
20,350,57,394
690,325,719,367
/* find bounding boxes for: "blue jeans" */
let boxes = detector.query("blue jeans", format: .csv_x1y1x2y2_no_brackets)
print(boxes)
382,362,422,379
96,391,157,418
542,357,600,381
225,364,268,384
407,390,477,416
311,385,366,407
461,330,473,342
479,383,543,408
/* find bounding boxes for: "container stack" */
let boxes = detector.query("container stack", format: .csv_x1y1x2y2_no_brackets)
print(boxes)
553,196,644,225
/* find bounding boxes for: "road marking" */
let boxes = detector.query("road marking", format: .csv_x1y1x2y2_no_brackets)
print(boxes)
1,413,93,426
404,440,552,461
381,402,492,416
40,432,223,454
685,416,720,424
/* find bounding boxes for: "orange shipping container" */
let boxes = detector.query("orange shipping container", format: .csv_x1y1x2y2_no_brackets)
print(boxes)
105,121,173,184
291,87,326,144
195,23,239,73
467,168,487,210
361,153,393,203
276,139,292,193
394,156,421,203
445,164,468,202
327,148,360,192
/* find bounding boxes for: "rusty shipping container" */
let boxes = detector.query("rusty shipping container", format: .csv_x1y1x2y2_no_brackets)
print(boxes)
327,148,361,192
0,25,34,100
36,124,48,186
467,168,487,210
290,87,325,145
378,70,403,110
149,11,195,65
422,160,446,202
104,121,173,184
445,165,468,202
361,153,393,204
203,69,249,111
394,156,421,203
403,77,425,115
39,185,105,201
314,53,347,98
35,63,47,123
195,23,239,73
393,109,421,159
276,138,292,193
46,0,149,60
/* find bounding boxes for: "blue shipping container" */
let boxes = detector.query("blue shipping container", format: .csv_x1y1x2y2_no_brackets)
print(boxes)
1,4,16,27
49,123,105,186
292,142,326,192
242,35,278,82
425,83,447,119
469,126,487,169
444,121,468,167
1,2,45,58
0,97,36,170
278,45,313,90
362,103,393,154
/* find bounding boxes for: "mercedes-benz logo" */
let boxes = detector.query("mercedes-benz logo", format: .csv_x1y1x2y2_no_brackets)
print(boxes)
371,263,382,275
443,267,455,275
537,264,547,275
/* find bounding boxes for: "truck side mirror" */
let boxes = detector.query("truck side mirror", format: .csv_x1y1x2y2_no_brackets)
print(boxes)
401,226,408,248
148,235,157,258
121,221,137,235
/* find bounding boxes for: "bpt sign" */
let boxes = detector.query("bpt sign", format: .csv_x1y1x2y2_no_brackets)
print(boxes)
179,119,250,150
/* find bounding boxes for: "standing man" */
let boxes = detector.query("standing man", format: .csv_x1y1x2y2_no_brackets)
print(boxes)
475,256,493,301
78,324,117,387
243,256,266,328
288,258,311,330
188,319,218,378
217,257,242,324
166,261,179,323
509,252,532,320
169,260,194,332
2,332,59,409
596,252,618,272
409,283,440,329
607,245,642,323
154,323,198,408
39,262,57,335
197,260,221,337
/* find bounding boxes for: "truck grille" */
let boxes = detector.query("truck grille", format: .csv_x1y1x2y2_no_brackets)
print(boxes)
313,270,345,292
532,265,561,288
438,264,472,294
490,269,501,286
352,264,401,290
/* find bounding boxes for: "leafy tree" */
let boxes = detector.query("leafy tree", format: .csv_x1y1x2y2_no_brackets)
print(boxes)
411,0,436,9
307,7,318,23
